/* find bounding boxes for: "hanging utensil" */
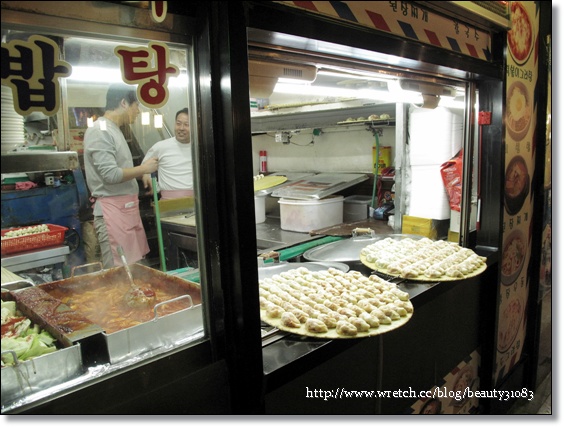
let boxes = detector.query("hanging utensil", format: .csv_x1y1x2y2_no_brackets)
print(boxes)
117,245,156,308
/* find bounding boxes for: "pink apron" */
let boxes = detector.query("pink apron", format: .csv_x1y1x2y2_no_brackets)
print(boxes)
160,189,194,200
98,195,149,266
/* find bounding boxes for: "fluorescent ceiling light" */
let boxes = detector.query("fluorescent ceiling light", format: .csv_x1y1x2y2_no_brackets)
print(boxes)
438,97,466,109
277,77,312,85
68,66,122,83
154,114,163,128
273,81,422,104
317,70,397,82
271,76,464,109
141,111,151,125
273,82,359,97
67,66,188,87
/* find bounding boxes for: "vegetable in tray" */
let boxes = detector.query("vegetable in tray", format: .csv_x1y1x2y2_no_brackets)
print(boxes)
1,299,58,366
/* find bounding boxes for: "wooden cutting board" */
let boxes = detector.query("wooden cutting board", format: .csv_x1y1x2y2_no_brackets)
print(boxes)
254,175,287,192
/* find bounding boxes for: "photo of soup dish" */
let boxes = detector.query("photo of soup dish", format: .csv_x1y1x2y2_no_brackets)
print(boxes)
497,297,524,353
508,2,534,65
506,81,532,141
420,398,442,415
504,155,529,215
501,229,527,285
450,365,476,407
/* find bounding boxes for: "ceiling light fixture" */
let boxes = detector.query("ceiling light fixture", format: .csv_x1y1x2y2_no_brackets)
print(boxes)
396,79,457,109
66,66,188,87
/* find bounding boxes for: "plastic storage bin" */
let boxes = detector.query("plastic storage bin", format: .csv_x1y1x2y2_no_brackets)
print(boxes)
344,195,372,222
1,224,67,255
255,195,266,224
279,196,344,233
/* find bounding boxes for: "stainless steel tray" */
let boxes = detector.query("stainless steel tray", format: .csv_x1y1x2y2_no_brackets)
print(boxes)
303,236,379,263
254,172,316,197
303,234,422,263
258,261,349,279
1,279,34,292
271,173,368,199
1,289,84,411
103,295,202,364
1,344,83,410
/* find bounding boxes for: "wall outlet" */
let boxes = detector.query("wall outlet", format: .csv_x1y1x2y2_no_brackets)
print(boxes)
275,132,290,144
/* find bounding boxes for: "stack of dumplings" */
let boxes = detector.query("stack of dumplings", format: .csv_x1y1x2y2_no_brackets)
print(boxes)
259,267,412,338
360,237,487,280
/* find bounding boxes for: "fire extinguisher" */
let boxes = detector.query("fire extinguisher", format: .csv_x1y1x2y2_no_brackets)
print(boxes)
260,150,268,174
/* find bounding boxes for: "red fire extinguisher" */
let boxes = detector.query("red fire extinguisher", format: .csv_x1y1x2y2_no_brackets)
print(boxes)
260,150,268,174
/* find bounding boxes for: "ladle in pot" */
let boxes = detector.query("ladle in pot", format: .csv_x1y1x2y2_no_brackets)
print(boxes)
117,246,156,308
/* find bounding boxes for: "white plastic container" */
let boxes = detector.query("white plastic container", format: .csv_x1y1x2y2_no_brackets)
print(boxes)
408,164,451,219
255,195,266,223
279,196,344,233
408,106,463,166
344,195,372,222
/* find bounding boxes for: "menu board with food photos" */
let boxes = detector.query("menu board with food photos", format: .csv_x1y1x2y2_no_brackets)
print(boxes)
495,1,538,384
409,349,481,414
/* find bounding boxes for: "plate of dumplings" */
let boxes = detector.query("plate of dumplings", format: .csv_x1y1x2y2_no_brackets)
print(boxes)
258,266,413,339
359,237,487,281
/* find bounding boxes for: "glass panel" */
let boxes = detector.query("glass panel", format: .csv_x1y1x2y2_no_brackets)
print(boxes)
1,24,205,411
249,46,477,345
250,55,469,246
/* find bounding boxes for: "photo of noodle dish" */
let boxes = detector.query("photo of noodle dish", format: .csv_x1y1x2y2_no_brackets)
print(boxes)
506,81,532,141
507,2,534,65
497,296,524,353
501,229,527,285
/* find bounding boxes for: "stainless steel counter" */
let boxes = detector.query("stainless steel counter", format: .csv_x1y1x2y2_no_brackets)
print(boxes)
255,216,321,252
1,245,70,273
159,213,323,260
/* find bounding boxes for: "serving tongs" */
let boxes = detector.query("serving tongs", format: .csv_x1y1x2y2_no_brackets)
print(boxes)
117,245,156,308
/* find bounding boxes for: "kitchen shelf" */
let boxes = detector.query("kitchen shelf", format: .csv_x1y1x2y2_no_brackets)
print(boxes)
251,102,395,133
337,119,396,128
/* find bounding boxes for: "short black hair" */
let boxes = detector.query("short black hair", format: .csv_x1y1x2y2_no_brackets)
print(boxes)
105,83,138,111
176,108,189,120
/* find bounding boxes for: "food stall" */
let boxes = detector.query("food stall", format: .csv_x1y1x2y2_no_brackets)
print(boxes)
1,1,551,415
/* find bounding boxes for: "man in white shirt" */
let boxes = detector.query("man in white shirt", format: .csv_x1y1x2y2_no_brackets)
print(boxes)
142,108,193,200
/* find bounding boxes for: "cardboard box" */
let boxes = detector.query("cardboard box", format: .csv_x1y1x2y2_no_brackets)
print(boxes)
401,215,450,240
450,209,461,232
448,230,460,243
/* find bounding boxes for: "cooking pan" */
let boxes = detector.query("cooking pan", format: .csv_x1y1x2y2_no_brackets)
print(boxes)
302,235,380,275
34,263,203,364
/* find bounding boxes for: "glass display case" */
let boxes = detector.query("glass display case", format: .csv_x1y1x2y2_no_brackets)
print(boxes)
1,1,550,416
